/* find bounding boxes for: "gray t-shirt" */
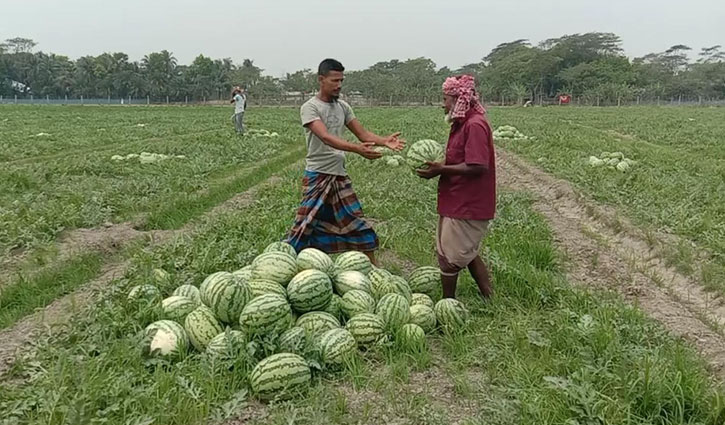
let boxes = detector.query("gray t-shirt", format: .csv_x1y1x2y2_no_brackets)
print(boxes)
234,93,246,114
300,97,356,176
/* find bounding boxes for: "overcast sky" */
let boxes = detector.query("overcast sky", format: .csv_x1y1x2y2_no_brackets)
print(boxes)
3,0,724,76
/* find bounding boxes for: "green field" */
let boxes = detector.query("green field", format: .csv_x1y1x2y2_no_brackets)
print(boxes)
1,105,724,424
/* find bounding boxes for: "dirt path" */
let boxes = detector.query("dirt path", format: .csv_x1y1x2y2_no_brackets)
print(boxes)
496,148,725,379
0,161,302,376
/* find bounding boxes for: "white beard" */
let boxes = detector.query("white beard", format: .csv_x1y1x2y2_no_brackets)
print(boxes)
444,113,453,125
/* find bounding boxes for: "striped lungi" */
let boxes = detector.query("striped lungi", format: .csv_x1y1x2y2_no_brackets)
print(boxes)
285,171,379,254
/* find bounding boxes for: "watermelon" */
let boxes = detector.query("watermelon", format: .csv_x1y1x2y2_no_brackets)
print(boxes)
411,293,435,309
340,290,376,319
434,298,470,331
297,248,335,276
161,296,197,322
249,353,312,400
408,305,437,333
184,306,224,351
152,268,171,285
127,284,161,303
142,320,189,358
334,271,372,295
369,269,397,301
408,267,441,296
239,294,293,336
232,266,253,283
279,327,307,354
334,251,372,276
287,270,333,313
376,293,410,331
296,311,340,337
251,251,298,286
398,323,426,347
318,328,357,365
206,329,246,358
323,294,343,320
406,139,444,170
390,275,412,303
248,279,287,299
173,284,201,305
201,274,252,323
199,272,234,305
345,313,386,346
263,241,297,258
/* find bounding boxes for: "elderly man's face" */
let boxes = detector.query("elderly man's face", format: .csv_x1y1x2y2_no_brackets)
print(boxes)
443,94,457,114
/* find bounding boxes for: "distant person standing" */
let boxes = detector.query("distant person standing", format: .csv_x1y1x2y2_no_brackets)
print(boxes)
230,86,247,134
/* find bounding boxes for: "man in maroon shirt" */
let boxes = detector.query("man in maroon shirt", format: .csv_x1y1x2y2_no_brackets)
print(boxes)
417,74,496,300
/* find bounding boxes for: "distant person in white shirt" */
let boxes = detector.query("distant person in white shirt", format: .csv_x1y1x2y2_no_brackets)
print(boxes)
230,86,247,134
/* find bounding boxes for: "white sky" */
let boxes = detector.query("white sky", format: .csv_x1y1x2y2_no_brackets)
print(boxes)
2,0,724,76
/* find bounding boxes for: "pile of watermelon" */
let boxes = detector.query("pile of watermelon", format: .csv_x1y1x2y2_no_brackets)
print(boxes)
128,242,470,401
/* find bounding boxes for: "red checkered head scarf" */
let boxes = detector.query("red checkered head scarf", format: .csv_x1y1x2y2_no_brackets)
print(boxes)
442,74,485,120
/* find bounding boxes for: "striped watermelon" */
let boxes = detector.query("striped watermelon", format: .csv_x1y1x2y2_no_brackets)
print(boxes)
263,241,297,258
398,323,426,347
152,268,171,285
200,272,252,323
279,327,307,354
249,353,311,400
406,139,444,170
199,272,234,305
390,275,412,303
161,296,197,322
408,267,441,296
287,270,333,313
173,284,201,305
340,290,376,319
376,293,410,331
127,284,161,303
369,270,397,301
232,266,253,283
334,251,372,276
143,320,189,358
239,294,293,336
184,306,224,351
206,329,246,358
318,328,357,365
296,311,340,337
334,271,372,295
297,248,335,276
345,313,386,346
411,293,435,309
434,298,470,331
248,279,287,299
408,305,437,333
251,251,298,286
323,294,343,320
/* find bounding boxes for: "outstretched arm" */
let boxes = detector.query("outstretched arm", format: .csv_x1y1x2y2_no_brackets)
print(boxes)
346,119,405,152
416,162,487,179
306,120,382,160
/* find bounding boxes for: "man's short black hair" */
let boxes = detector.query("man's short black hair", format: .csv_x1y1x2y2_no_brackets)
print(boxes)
318,58,344,76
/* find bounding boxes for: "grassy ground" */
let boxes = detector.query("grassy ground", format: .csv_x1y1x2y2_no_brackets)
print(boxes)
1,105,724,423
488,106,725,293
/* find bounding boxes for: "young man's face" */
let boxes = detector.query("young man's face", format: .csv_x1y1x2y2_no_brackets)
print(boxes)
320,70,344,99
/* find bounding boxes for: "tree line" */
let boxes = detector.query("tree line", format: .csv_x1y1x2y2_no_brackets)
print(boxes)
1,33,724,104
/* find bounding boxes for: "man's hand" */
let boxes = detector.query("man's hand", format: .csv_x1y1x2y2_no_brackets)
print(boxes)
416,161,444,179
382,132,405,152
357,142,383,160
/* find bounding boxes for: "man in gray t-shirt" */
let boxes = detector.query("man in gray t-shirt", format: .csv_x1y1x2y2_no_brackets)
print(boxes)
285,58,405,266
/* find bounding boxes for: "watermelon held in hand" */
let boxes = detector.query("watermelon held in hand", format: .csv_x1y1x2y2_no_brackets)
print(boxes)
406,139,444,171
